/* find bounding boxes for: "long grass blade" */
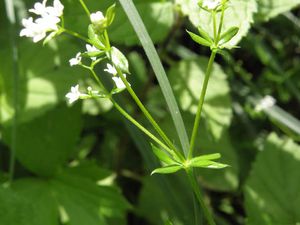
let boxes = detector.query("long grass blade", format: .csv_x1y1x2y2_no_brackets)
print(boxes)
118,0,190,156
4,0,18,184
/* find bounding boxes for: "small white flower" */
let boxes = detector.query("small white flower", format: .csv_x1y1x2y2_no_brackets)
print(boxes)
255,95,276,112
69,52,82,66
112,76,128,89
29,1,48,16
104,63,117,75
202,0,221,10
86,44,99,61
65,84,81,104
20,0,64,42
52,0,64,17
90,11,105,24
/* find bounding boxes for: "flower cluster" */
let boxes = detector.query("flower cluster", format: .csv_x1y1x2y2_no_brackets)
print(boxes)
20,0,64,42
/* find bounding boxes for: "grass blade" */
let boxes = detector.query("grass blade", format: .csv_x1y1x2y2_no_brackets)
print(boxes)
118,0,190,156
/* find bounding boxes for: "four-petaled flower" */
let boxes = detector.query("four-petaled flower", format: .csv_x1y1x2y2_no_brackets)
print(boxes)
20,0,64,42
69,52,82,66
65,84,81,104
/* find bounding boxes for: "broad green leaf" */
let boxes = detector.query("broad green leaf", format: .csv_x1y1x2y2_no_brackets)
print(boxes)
151,144,176,165
176,0,257,48
186,30,212,47
9,165,129,225
190,153,221,164
255,0,300,21
0,187,36,225
110,1,174,46
137,176,195,225
245,133,300,225
0,38,86,125
63,0,174,46
10,179,59,225
151,165,182,175
169,57,232,140
2,104,82,177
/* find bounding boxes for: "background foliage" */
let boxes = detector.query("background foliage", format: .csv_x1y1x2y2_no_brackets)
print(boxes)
1,0,300,224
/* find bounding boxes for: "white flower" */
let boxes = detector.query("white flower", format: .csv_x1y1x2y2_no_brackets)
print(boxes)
90,11,105,24
86,44,98,61
112,76,128,89
255,95,276,112
65,84,81,104
104,63,117,75
20,17,46,42
20,0,64,42
69,52,82,66
202,0,221,10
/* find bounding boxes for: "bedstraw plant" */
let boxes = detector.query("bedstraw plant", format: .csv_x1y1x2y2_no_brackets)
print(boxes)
19,0,240,224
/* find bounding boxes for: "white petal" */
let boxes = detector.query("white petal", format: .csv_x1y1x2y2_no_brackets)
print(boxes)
90,11,105,24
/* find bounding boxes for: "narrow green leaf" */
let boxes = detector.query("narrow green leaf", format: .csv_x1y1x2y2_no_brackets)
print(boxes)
151,144,176,165
106,3,116,26
219,26,239,45
190,160,229,169
186,30,212,47
118,0,190,156
151,165,182,175
190,153,221,164
197,26,213,42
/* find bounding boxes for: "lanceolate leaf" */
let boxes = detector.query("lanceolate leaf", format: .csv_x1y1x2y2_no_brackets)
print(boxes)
197,25,213,42
176,0,257,48
186,30,212,47
151,144,176,165
219,27,239,45
190,160,229,169
151,165,182,175
190,153,221,164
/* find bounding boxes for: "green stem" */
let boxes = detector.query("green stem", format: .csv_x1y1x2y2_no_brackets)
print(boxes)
212,11,217,41
78,0,90,17
216,5,226,43
116,68,184,161
87,68,175,156
61,28,91,43
186,168,216,225
188,51,216,159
